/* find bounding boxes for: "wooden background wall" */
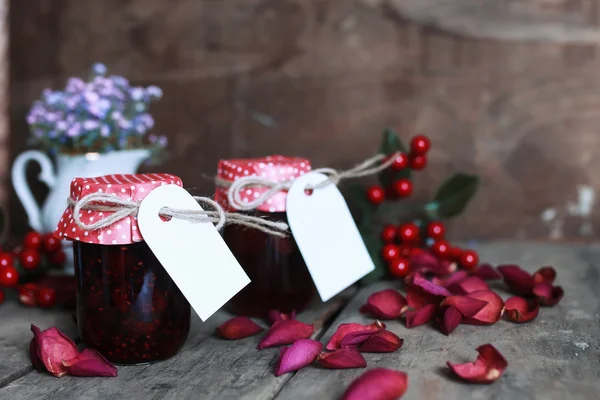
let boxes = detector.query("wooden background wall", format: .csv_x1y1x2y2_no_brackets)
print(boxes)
8,0,600,240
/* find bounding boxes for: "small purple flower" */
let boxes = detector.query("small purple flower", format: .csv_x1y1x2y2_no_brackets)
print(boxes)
84,91,100,104
92,63,108,76
130,87,144,101
111,111,122,120
100,124,111,137
139,114,154,129
135,102,145,112
83,120,99,130
67,123,81,137
66,78,85,93
56,121,68,131
118,118,132,130
26,114,37,125
157,135,168,147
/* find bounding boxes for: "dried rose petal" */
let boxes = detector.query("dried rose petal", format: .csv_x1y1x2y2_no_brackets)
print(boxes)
358,330,404,353
317,348,367,369
326,321,385,351
473,264,502,281
268,310,296,324
30,324,78,377
62,348,118,377
410,251,456,276
341,368,408,400
432,271,469,288
29,338,44,372
359,289,408,320
462,291,505,325
406,274,451,309
447,344,508,383
258,320,314,350
405,304,437,328
340,330,378,348
504,296,540,323
440,296,488,318
217,316,264,340
533,283,564,306
437,306,462,335
275,339,323,376
532,266,556,285
497,265,534,295
448,276,489,295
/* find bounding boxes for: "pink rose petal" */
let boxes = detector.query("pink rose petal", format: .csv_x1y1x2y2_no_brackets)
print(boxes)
29,338,44,372
217,316,264,340
405,304,437,328
409,251,456,276
504,296,540,323
472,264,502,281
268,310,296,324
497,265,534,295
462,290,505,325
340,330,378,348
357,330,404,353
447,344,508,384
437,306,462,335
406,274,451,309
30,324,78,377
275,339,323,376
341,368,408,400
258,320,314,350
432,271,469,288
532,266,556,285
62,348,118,377
326,321,385,351
360,289,408,320
533,282,564,306
317,348,367,369
440,296,488,318
448,276,489,295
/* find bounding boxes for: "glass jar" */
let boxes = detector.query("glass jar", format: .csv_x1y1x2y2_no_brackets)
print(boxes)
216,156,316,317
56,173,191,364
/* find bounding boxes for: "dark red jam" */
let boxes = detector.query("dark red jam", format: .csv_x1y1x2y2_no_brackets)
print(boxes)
224,211,315,317
73,241,190,364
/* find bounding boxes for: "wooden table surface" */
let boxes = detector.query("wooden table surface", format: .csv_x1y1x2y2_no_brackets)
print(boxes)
0,242,598,400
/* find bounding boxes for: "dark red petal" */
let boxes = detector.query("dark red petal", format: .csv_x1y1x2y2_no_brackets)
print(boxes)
357,330,404,353
504,296,540,323
258,320,314,349
497,265,534,295
341,368,408,400
405,304,437,328
532,266,557,285
341,330,377,348
325,321,385,351
406,274,451,309
447,344,508,384
410,251,456,276
31,324,79,377
437,306,462,335
462,291,505,325
318,348,367,369
440,296,488,318
63,348,118,377
29,338,44,372
448,276,489,295
412,274,453,297
533,283,564,306
359,289,408,320
268,310,296,324
275,339,323,376
472,264,502,281
217,316,264,340
432,271,469,288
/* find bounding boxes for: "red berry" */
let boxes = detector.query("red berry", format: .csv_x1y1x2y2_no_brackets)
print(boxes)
398,223,419,243
49,250,66,267
42,233,62,253
390,153,409,170
381,244,400,262
399,244,412,258
389,257,410,278
381,225,397,243
36,288,57,308
367,185,385,205
0,253,13,268
427,221,445,239
0,265,19,287
431,240,450,258
392,179,413,198
410,134,431,155
409,154,428,170
460,250,479,270
0,289,4,304
409,247,426,257
19,249,41,270
19,284,37,307
23,231,42,250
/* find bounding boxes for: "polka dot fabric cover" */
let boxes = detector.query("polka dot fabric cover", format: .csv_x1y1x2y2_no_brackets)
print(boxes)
55,173,183,245
215,155,312,212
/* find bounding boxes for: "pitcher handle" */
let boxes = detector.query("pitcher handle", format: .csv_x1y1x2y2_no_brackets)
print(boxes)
11,150,57,232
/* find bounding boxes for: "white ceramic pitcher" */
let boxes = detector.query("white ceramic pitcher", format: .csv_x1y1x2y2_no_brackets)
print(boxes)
12,149,151,234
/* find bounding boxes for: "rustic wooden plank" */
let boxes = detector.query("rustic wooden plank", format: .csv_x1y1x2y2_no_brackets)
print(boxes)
0,301,76,388
0,288,356,400
277,242,600,400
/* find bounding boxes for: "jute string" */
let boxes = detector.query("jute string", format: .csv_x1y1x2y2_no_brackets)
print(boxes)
67,193,290,237
216,152,400,211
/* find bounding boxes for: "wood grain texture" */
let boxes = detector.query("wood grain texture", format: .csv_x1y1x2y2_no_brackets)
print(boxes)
9,0,600,241
0,288,356,400
276,242,600,400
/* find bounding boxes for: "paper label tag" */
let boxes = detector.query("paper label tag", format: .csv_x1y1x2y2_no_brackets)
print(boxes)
137,185,250,321
286,172,375,301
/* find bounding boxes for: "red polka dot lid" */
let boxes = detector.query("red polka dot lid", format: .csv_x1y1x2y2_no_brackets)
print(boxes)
55,173,183,245
215,155,312,212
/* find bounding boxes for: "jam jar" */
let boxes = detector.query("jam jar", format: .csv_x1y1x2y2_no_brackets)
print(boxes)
215,156,316,317
56,173,191,364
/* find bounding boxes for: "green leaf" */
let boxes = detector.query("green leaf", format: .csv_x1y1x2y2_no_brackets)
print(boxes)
377,128,411,187
424,172,479,220
359,232,386,285
346,184,377,230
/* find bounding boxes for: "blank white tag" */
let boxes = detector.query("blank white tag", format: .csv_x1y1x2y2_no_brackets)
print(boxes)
286,172,375,301
137,185,250,321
